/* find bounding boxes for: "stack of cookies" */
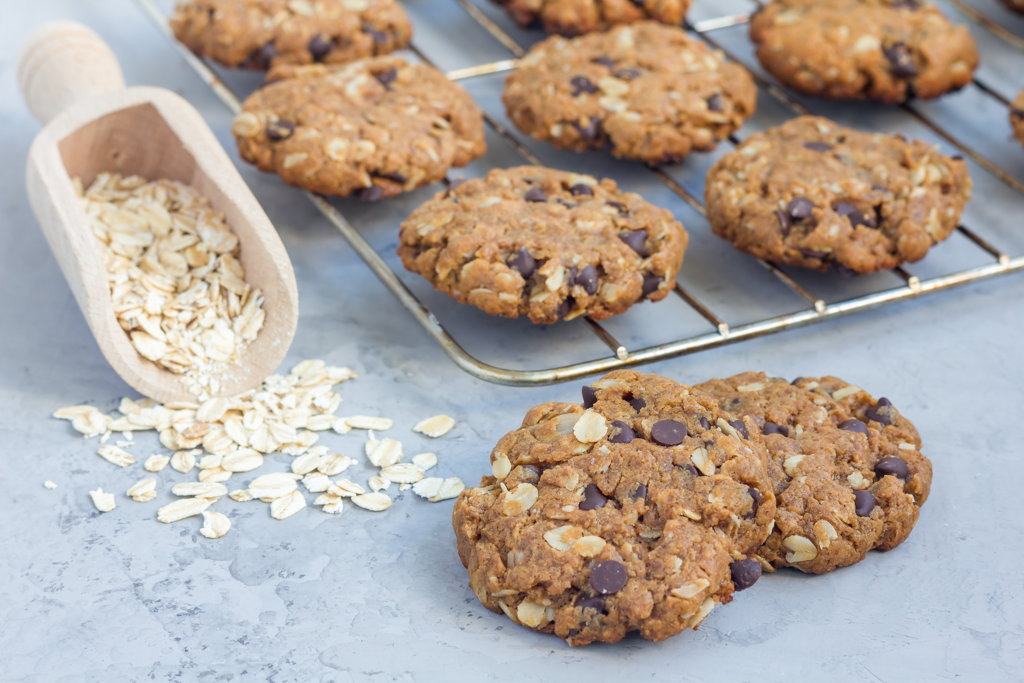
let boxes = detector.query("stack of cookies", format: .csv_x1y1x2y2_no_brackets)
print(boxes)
452,369,931,645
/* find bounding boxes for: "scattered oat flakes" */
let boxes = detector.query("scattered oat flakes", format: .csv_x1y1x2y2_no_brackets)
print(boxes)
143,454,170,472
127,477,158,503
366,437,403,467
171,482,227,499
302,472,331,493
97,445,137,468
328,479,365,498
157,497,211,523
368,475,390,492
43,480,58,490
317,452,355,476
229,489,254,502
200,510,232,539
413,414,455,438
411,452,437,471
171,450,197,474
89,487,116,512
249,472,300,500
380,463,425,484
344,416,394,431
412,476,465,502
270,489,306,519
352,492,393,512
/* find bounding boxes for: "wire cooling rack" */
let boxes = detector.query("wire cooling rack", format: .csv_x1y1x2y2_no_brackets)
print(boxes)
136,0,1024,386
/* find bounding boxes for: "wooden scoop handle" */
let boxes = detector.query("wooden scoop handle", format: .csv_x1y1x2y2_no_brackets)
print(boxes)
18,22,126,125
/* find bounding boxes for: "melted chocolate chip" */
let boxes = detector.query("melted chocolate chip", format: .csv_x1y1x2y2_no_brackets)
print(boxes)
575,594,606,613
800,248,829,260
247,42,278,69
556,297,575,319
589,561,628,594
574,116,602,141
573,265,599,295
608,420,635,444
658,152,684,165
618,230,647,256
582,385,597,408
762,421,790,437
354,185,383,201
266,120,295,141
854,489,878,516
833,201,877,228
875,456,910,481
787,197,815,221
507,247,536,278
641,274,663,299
569,183,594,196
865,397,896,425
605,201,629,216
614,68,641,80
375,68,397,87
804,141,833,152
884,42,917,78
524,186,547,202
681,463,699,477
365,27,389,45
630,483,648,501
651,420,686,446
570,75,598,96
839,418,869,435
519,464,540,481
591,55,616,68
834,263,860,277
775,210,793,236
374,171,406,184
730,559,762,591
698,416,710,430
891,0,920,8
706,93,724,112
745,487,763,519
580,483,608,510
308,34,333,61
729,419,749,439
626,395,646,412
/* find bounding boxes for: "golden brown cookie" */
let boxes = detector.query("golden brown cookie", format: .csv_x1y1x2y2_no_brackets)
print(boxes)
170,0,412,70
503,22,757,164
398,166,688,324
231,57,486,199
492,0,692,36
453,370,776,645
696,372,932,574
750,0,978,103
704,116,972,274
1012,91,1024,147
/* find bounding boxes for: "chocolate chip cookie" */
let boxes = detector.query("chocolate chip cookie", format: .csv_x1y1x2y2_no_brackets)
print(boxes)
503,22,757,164
492,0,692,36
1012,91,1024,147
704,116,972,274
170,0,411,70
750,0,979,103
452,370,775,645
696,372,932,574
231,57,486,199
398,166,688,324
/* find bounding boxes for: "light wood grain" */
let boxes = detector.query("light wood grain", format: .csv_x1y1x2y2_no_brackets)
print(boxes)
20,22,298,404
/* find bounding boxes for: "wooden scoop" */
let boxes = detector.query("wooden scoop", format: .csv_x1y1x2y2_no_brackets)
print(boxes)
19,22,298,404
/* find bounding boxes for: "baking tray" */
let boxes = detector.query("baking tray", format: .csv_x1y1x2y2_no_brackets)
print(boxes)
136,0,1024,385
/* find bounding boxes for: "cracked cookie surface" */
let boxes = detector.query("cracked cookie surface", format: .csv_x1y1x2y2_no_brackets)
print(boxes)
750,0,978,103
231,57,486,199
397,166,688,324
492,0,692,36
704,116,971,274
503,22,757,164
452,370,775,645
696,372,932,574
170,0,412,70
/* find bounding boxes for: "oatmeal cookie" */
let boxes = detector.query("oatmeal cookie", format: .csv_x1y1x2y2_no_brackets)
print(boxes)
397,166,688,323
696,372,932,574
750,0,979,102
503,22,757,164
1011,91,1024,147
170,0,411,70
492,0,692,36
704,116,971,274
452,370,775,645
231,57,486,199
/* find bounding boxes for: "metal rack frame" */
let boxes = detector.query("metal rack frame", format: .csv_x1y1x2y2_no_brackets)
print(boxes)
136,0,1024,386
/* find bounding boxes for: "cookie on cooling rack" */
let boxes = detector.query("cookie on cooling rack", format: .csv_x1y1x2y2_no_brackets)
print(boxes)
170,0,411,70
1012,91,1024,147
704,115,972,274
503,22,757,164
231,57,486,199
397,166,688,324
1000,0,1024,13
696,372,932,574
750,0,978,103
452,370,775,645
492,0,692,36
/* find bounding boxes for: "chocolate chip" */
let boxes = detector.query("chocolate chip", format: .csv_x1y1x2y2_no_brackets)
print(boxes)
573,265,599,295
524,186,547,202
729,419,749,439
851,489,877,517
706,93,724,112
651,420,686,446
375,68,397,87
839,418,868,435
266,119,295,141
353,185,383,201
614,68,641,80
575,594,606,613
884,42,917,78
865,397,895,426
365,27,389,45
627,395,646,412
804,141,833,152
835,263,860,277
875,456,910,481
569,183,594,196
507,247,536,278
786,197,815,221
762,421,790,437
630,483,648,501
698,416,710,430
574,116,601,141
892,0,920,7
1012,109,1024,121
730,559,762,591
641,274,663,299
589,561,628,595
582,385,597,408
374,171,406,184
580,483,608,510
800,248,829,260
248,42,278,69
658,152,684,165
570,75,598,96
556,297,574,319
308,34,333,61
745,487,763,519
591,55,616,68
833,201,877,228
519,464,540,482
681,463,699,477
605,201,629,216
608,420,635,444
618,230,647,256
774,210,792,236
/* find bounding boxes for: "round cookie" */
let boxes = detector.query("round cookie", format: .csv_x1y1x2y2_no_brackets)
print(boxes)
170,0,411,70
750,0,979,103
704,115,972,274
231,57,486,199
492,0,692,36
503,22,757,164
695,372,932,574
452,370,775,645
1012,91,1024,148
397,166,688,324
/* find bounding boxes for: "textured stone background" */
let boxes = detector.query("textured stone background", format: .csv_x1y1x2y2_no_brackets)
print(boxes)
1,1,1022,680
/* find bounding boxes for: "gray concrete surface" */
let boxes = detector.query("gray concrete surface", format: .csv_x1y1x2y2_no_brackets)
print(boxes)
1,1,1022,681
